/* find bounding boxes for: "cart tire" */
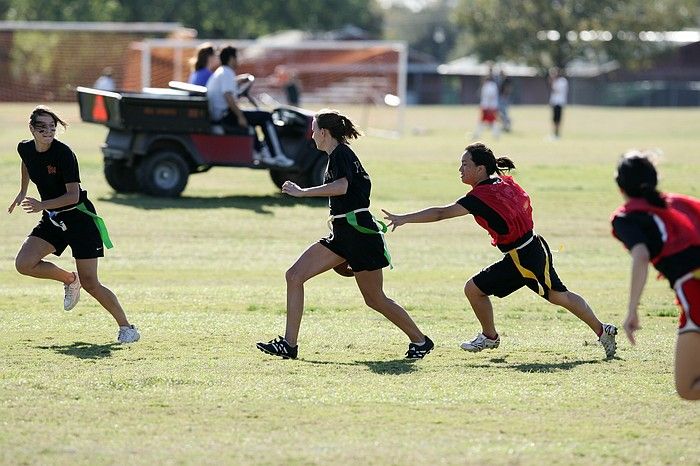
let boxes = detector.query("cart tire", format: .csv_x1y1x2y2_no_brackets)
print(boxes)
138,151,189,197
104,160,141,193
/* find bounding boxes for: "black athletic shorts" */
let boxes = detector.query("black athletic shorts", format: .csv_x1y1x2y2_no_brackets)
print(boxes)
472,235,567,299
552,105,563,124
319,211,389,272
29,199,105,260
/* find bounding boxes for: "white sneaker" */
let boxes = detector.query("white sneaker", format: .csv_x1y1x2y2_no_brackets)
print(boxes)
118,325,140,344
598,323,618,358
63,273,81,311
262,152,294,167
460,332,500,352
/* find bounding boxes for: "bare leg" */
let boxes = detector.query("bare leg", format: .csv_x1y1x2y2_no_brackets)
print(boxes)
354,269,425,343
675,332,700,400
285,243,345,346
464,279,497,339
548,290,603,335
15,236,74,284
75,258,130,327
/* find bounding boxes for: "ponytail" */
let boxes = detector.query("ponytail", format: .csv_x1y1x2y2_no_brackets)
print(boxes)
316,109,362,144
465,142,516,176
494,157,516,175
639,184,666,208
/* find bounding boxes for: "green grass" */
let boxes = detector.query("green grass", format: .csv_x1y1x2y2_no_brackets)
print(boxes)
1,103,699,465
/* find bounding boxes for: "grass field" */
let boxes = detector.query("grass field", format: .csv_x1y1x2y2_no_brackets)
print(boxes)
0,102,699,465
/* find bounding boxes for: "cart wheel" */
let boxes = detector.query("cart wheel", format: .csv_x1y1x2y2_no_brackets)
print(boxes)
104,159,141,193
306,156,328,187
138,150,189,197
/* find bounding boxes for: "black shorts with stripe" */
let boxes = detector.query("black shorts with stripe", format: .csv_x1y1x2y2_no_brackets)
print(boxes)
472,235,567,299
319,212,389,272
29,199,105,260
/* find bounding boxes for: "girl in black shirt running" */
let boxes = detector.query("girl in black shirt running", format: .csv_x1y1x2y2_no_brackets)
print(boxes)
256,109,433,360
8,106,139,344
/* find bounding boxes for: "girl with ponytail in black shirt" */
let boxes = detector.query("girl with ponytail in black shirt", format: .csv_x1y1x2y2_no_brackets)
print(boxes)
256,109,433,360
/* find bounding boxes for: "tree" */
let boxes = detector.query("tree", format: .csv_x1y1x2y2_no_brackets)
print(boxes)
3,0,383,39
455,0,699,71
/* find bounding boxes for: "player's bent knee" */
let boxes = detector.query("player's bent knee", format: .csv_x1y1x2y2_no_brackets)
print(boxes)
14,255,34,275
464,280,484,298
80,276,101,294
285,267,304,286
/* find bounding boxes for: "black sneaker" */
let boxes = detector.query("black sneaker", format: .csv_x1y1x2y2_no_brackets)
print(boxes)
405,335,434,359
256,336,298,359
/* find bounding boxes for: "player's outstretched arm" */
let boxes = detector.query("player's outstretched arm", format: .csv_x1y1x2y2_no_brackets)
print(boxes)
624,243,651,345
282,178,348,198
382,203,468,232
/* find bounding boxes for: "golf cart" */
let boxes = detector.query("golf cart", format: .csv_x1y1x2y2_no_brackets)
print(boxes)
76,75,327,197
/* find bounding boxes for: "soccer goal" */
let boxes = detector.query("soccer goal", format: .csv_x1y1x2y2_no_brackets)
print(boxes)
130,37,408,137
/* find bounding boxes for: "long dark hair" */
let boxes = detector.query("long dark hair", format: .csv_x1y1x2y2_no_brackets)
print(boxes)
191,43,215,71
29,105,67,129
315,109,361,145
465,142,515,176
615,150,666,207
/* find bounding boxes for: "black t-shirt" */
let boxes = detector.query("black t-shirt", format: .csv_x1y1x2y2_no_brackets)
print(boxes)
456,178,509,235
17,139,84,206
325,144,371,215
612,211,700,286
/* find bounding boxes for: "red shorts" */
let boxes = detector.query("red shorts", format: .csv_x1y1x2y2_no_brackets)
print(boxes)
674,271,700,334
481,108,497,123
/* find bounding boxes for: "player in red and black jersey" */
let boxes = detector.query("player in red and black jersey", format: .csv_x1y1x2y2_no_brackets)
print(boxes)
383,142,618,358
611,151,700,400
8,106,139,344
256,109,433,360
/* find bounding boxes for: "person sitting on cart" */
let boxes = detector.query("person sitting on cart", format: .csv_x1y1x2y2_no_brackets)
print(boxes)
206,46,293,168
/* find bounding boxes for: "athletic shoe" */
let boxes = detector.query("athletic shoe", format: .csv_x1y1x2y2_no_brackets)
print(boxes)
63,273,81,311
118,325,140,344
256,336,298,359
262,153,295,167
460,332,500,352
405,335,434,359
598,323,618,358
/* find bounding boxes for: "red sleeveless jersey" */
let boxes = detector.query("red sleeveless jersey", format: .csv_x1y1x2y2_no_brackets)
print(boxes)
468,175,534,247
611,193,700,265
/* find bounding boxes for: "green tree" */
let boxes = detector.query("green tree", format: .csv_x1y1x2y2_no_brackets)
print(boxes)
455,0,699,70
3,0,383,38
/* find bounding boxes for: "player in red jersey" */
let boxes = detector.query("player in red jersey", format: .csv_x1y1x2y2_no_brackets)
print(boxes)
611,151,700,400
383,142,617,358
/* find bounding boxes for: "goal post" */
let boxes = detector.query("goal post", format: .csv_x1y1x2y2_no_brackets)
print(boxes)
133,38,408,137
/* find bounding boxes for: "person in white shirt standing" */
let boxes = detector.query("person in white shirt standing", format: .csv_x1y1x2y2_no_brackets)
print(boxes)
548,67,569,140
93,67,116,92
473,73,500,140
206,46,293,167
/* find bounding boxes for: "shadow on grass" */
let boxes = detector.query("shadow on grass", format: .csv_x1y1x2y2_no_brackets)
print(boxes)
358,359,418,375
300,358,418,375
36,341,122,359
98,193,326,214
509,359,602,373
463,355,606,373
